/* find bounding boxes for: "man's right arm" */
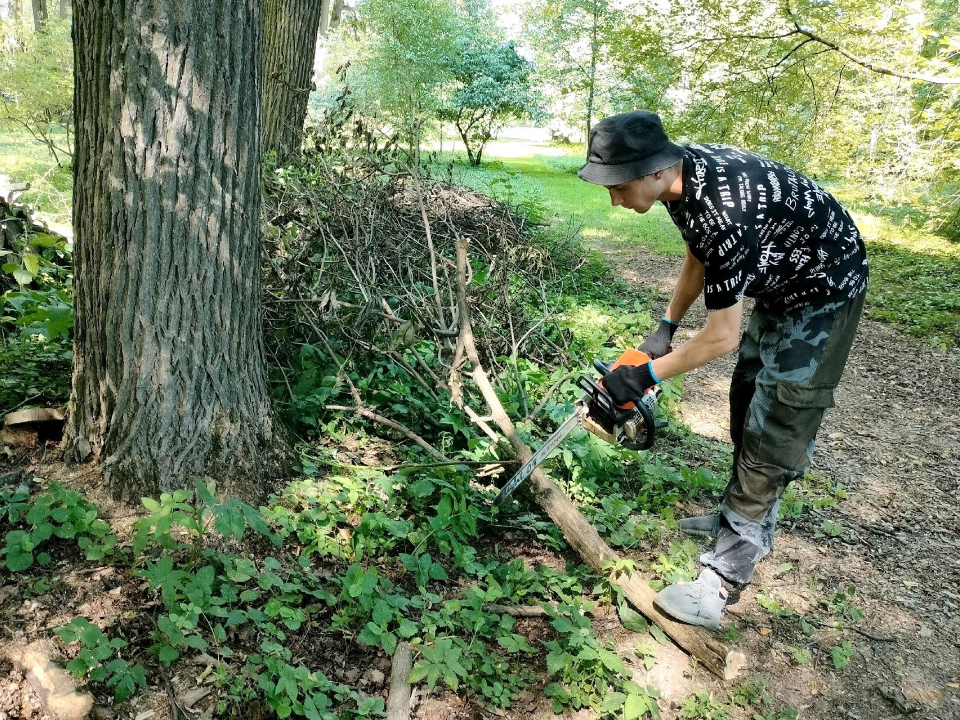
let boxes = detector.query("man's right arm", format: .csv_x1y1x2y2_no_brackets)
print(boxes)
664,244,704,324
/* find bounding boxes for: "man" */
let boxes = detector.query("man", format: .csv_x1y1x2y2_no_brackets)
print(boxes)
579,110,868,630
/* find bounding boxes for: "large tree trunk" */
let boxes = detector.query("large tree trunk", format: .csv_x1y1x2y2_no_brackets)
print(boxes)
66,0,273,501
30,0,46,30
262,0,323,161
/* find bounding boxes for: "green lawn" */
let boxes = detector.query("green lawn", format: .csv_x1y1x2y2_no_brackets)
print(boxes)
437,134,960,348
0,126,73,224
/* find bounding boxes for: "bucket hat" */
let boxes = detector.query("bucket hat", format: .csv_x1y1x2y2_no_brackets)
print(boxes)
578,110,685,186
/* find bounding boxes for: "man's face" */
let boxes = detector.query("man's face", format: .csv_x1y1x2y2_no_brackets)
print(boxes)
606,173,662,214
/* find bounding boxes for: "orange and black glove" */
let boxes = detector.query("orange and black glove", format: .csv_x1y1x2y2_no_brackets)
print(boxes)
638,317,679,359
602,361,659,406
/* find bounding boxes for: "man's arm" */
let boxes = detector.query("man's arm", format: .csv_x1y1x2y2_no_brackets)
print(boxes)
664,244,705,324
650,301,743,382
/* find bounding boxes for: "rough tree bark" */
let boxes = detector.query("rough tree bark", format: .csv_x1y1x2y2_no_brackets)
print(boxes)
66,0,273,501
262,0,324,161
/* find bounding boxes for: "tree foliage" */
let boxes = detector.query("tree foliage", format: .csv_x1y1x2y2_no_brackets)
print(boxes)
442,36,543,165
0,16,72,163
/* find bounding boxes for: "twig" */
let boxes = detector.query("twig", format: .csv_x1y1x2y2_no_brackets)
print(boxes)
325,405,450,462
0,394,42,419
523,370,577,423
310,458,515,472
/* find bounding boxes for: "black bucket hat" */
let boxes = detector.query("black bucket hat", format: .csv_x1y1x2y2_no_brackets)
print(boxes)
578,110,685,186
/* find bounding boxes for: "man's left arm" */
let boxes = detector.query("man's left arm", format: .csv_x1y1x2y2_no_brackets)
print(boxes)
650,301,743,382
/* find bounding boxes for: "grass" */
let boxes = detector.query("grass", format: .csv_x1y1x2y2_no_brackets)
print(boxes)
435,133,960,348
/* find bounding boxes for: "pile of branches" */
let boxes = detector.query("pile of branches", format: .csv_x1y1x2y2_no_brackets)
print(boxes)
261,93,578,397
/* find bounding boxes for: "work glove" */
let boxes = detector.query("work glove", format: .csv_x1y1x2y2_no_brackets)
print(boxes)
638,317,679,359
602,361,659,407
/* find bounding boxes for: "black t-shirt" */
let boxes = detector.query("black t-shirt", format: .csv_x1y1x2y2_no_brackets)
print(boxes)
664,143,868,312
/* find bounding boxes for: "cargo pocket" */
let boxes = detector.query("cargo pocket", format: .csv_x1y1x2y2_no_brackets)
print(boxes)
776,382,835,409
752,382,835,472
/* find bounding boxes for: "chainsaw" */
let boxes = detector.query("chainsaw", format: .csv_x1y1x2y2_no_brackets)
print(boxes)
493,348,665,506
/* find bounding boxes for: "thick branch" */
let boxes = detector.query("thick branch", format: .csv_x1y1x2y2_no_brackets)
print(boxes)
783,1,960,85
453,237,744,680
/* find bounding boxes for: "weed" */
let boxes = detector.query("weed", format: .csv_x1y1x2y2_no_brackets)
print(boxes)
787,646,811,665
54,618,147,702
830,641,855,669
1,482,117,571
679,691,729,720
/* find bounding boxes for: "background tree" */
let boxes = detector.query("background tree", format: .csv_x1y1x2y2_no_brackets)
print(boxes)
263,0,325,161
29,0,44,30
524,0,622,147
65,0,273,500
336,0,460,154
441,37,543,165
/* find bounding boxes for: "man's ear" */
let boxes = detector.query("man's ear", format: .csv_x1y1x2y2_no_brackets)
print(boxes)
653,170,664,180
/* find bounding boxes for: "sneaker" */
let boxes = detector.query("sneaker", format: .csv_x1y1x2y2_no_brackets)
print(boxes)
653,568,727,630
678,513,720,538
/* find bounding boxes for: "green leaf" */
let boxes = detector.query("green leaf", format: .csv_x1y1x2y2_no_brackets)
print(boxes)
157,645,179,666
599,648,626,674
601,692,626,713
618,601,649,634
21,253,40,276
12,268,32,286
649,624,669,645
380,631,398,655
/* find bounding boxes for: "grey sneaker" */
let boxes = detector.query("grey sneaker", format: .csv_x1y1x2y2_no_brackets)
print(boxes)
653,568,727,630
678,513,720,538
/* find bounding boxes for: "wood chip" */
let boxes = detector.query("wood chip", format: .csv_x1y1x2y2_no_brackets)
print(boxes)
180,687,212,708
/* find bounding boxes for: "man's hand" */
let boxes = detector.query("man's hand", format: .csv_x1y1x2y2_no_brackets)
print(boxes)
602,362,657,406
639,317,679,359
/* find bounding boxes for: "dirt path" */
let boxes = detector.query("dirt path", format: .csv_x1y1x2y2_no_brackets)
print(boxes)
603,242,960,720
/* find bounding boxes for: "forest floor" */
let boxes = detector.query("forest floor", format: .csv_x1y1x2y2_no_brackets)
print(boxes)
3,244,957,720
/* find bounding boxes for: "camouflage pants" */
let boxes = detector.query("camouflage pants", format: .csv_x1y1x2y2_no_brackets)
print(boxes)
701,292,865,584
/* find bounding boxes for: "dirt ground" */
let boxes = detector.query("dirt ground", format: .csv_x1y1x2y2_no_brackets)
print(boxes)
2,244,959,720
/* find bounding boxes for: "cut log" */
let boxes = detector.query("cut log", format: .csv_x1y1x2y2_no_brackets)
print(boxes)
454,237,745,681
386,642,414,720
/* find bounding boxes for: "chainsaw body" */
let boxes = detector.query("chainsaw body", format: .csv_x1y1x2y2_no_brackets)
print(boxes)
493,348,663,505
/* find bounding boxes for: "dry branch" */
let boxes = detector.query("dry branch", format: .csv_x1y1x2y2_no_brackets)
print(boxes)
454,236,745,681
386,642,414,720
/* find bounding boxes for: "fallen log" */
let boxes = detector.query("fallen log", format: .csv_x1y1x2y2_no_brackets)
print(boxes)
454,237,745,681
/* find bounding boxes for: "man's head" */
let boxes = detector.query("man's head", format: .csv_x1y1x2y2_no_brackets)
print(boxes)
578,110,685,213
